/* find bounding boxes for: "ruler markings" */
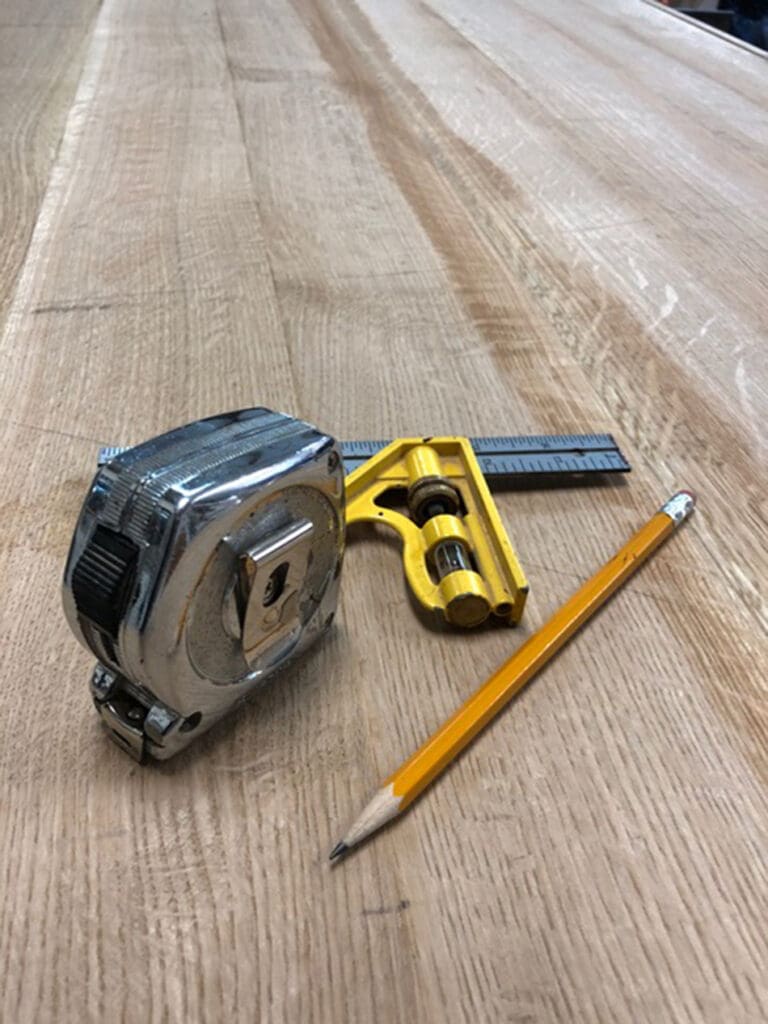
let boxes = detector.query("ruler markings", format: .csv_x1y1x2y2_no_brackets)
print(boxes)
340,433,622,458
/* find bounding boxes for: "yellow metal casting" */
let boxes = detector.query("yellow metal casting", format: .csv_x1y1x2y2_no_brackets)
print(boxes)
344,437,529,627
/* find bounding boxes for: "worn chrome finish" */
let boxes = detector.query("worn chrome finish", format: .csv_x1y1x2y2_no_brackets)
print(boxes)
64,408,345,760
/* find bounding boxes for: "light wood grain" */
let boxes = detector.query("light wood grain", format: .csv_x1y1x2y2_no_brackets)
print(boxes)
0,1,100,332
1,1,766,1021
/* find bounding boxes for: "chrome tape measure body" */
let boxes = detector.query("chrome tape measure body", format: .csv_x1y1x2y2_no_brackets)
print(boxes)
64,408,345,761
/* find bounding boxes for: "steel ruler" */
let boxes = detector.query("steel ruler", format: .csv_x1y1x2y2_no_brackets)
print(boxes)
99,433,630,479
341,434,630,478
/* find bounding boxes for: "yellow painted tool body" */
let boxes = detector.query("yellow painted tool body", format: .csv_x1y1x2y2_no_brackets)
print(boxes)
345,438,528,627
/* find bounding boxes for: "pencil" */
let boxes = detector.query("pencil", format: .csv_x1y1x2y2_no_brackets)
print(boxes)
330,490,696,860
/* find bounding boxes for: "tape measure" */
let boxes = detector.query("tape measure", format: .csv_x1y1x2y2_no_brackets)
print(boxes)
341,433,630,477
69,409,345,761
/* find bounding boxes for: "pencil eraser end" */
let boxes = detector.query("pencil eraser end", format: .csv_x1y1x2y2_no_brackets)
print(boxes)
661,491,696,523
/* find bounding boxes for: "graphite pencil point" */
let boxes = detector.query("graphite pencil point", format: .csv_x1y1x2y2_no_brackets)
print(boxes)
329,841,349,861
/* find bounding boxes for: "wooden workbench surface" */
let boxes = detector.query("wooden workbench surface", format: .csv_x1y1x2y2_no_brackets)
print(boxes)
1,1,766,1020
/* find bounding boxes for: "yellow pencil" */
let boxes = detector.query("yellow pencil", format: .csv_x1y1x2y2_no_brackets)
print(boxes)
330,491,696,860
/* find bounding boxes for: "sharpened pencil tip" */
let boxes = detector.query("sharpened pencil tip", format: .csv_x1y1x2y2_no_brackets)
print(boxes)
329,841,349,861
